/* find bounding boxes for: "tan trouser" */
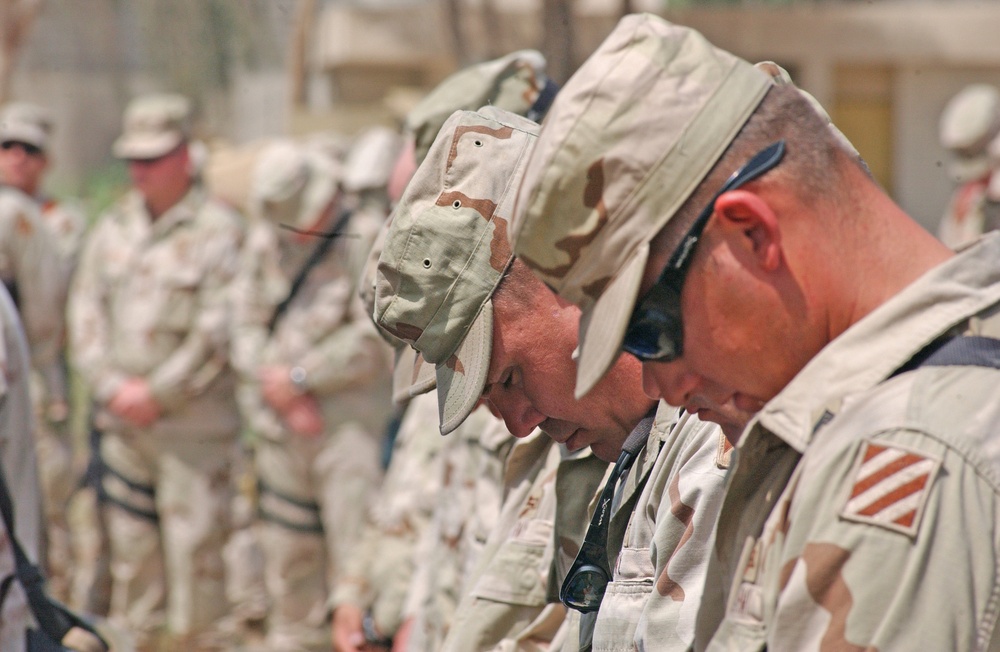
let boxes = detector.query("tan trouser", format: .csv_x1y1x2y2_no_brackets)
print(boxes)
255,423,383,652
100,430,235,646
34,420,75,602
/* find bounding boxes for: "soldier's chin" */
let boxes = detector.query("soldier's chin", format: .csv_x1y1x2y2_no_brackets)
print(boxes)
590,437,623,464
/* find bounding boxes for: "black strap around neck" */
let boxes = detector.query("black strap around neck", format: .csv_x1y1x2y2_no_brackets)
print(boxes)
892,335,1000,378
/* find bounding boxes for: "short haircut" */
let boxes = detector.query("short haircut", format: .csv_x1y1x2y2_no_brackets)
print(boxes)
667,84,856,238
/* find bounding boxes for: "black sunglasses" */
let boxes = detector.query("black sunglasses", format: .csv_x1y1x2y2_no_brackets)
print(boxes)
0,140,43,157
621,140,786,362
559,415,653,612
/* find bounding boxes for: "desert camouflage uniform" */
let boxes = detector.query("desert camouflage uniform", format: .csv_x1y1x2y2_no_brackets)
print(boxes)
230,175,392,651
31,195,87,606
402,406,512,651
438,430,607,652
698,233,1000,650
0,284,42,652
0,187,66,404
0,188,77,603
68,184,244,646
36,196,86,273
329,390,446,639
583,403,729,651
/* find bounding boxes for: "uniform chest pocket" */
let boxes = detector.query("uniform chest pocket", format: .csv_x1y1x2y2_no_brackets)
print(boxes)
591,547,655,651
613,545,655,583
470,535,550,607
154,265,202,332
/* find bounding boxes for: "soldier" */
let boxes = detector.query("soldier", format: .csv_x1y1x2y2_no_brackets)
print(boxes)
0,281,44,651
0,102,87,272
68,92,244,650
230,136,393,652
337,50,581,652
936,83,1000,248
373,105,736,651
512,13,1000,650
0,100,89,606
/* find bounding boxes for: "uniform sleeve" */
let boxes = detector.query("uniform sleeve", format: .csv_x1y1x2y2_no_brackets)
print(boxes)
228,223,283,380
296,303,391,395
146,210,244,408
5,202,69,401
329,394,447,633
67,218,128,403
766,430,1000,651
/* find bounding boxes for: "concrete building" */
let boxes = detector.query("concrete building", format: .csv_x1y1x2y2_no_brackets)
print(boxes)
9,0,1000,234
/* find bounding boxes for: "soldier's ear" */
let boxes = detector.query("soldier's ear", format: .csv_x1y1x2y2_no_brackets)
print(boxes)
713,189,782,273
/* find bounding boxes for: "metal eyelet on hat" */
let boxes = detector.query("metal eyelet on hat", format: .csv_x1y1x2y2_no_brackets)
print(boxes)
422,258,432,268
473,139,484,147
452,200,461,209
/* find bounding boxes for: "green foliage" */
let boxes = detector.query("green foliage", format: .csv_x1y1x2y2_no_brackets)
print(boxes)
76,161,130,227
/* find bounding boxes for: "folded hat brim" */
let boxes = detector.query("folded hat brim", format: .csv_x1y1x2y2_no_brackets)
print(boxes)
436,300,494,435
574,243,649,400
391,346,438,405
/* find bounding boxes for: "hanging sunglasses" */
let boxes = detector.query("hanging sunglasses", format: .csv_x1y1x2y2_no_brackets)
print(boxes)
559,414,655,612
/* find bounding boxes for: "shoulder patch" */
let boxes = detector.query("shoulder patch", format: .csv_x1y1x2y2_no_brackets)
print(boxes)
840,440,941,537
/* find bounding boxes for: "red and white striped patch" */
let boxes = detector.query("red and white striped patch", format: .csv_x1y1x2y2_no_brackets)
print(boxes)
840,440,941,537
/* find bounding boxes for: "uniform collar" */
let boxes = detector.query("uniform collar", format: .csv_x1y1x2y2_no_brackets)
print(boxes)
748,231,1000,454
127,183,205,236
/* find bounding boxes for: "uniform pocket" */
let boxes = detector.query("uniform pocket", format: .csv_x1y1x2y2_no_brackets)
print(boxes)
591,546,654,652
470,539,549,607
156,266,201,332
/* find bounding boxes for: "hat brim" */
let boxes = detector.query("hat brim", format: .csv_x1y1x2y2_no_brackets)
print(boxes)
435,300,494,435
0,124,47,151
296,156,339,230
948,155,991,184
574,243,649,400
391,346,437,405
113,132,183,160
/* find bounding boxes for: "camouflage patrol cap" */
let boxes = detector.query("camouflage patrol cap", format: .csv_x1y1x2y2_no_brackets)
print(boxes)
359,215,438,403
939,84,1000,182
374,106,539,434
113,93,192,159
250,139,340,230
406,50,551,166
511,14,771,398
0,102,54,151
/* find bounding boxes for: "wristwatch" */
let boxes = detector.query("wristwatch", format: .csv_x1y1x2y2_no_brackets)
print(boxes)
289,366,308,394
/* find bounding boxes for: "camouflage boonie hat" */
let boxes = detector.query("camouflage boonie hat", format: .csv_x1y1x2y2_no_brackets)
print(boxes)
374,106,538,434
250,139,340,230
406,50,554,165
511,13,771,398
0,102,54,151
939,84,1000,183
113,93,192,159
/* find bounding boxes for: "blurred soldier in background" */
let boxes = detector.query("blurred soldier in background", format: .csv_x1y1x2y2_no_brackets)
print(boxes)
230,135,393,652
0,100,90,607
340,52,590,652
0,282,45,652
0,102,87,270
937,83,1000,248
68,92,245,650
